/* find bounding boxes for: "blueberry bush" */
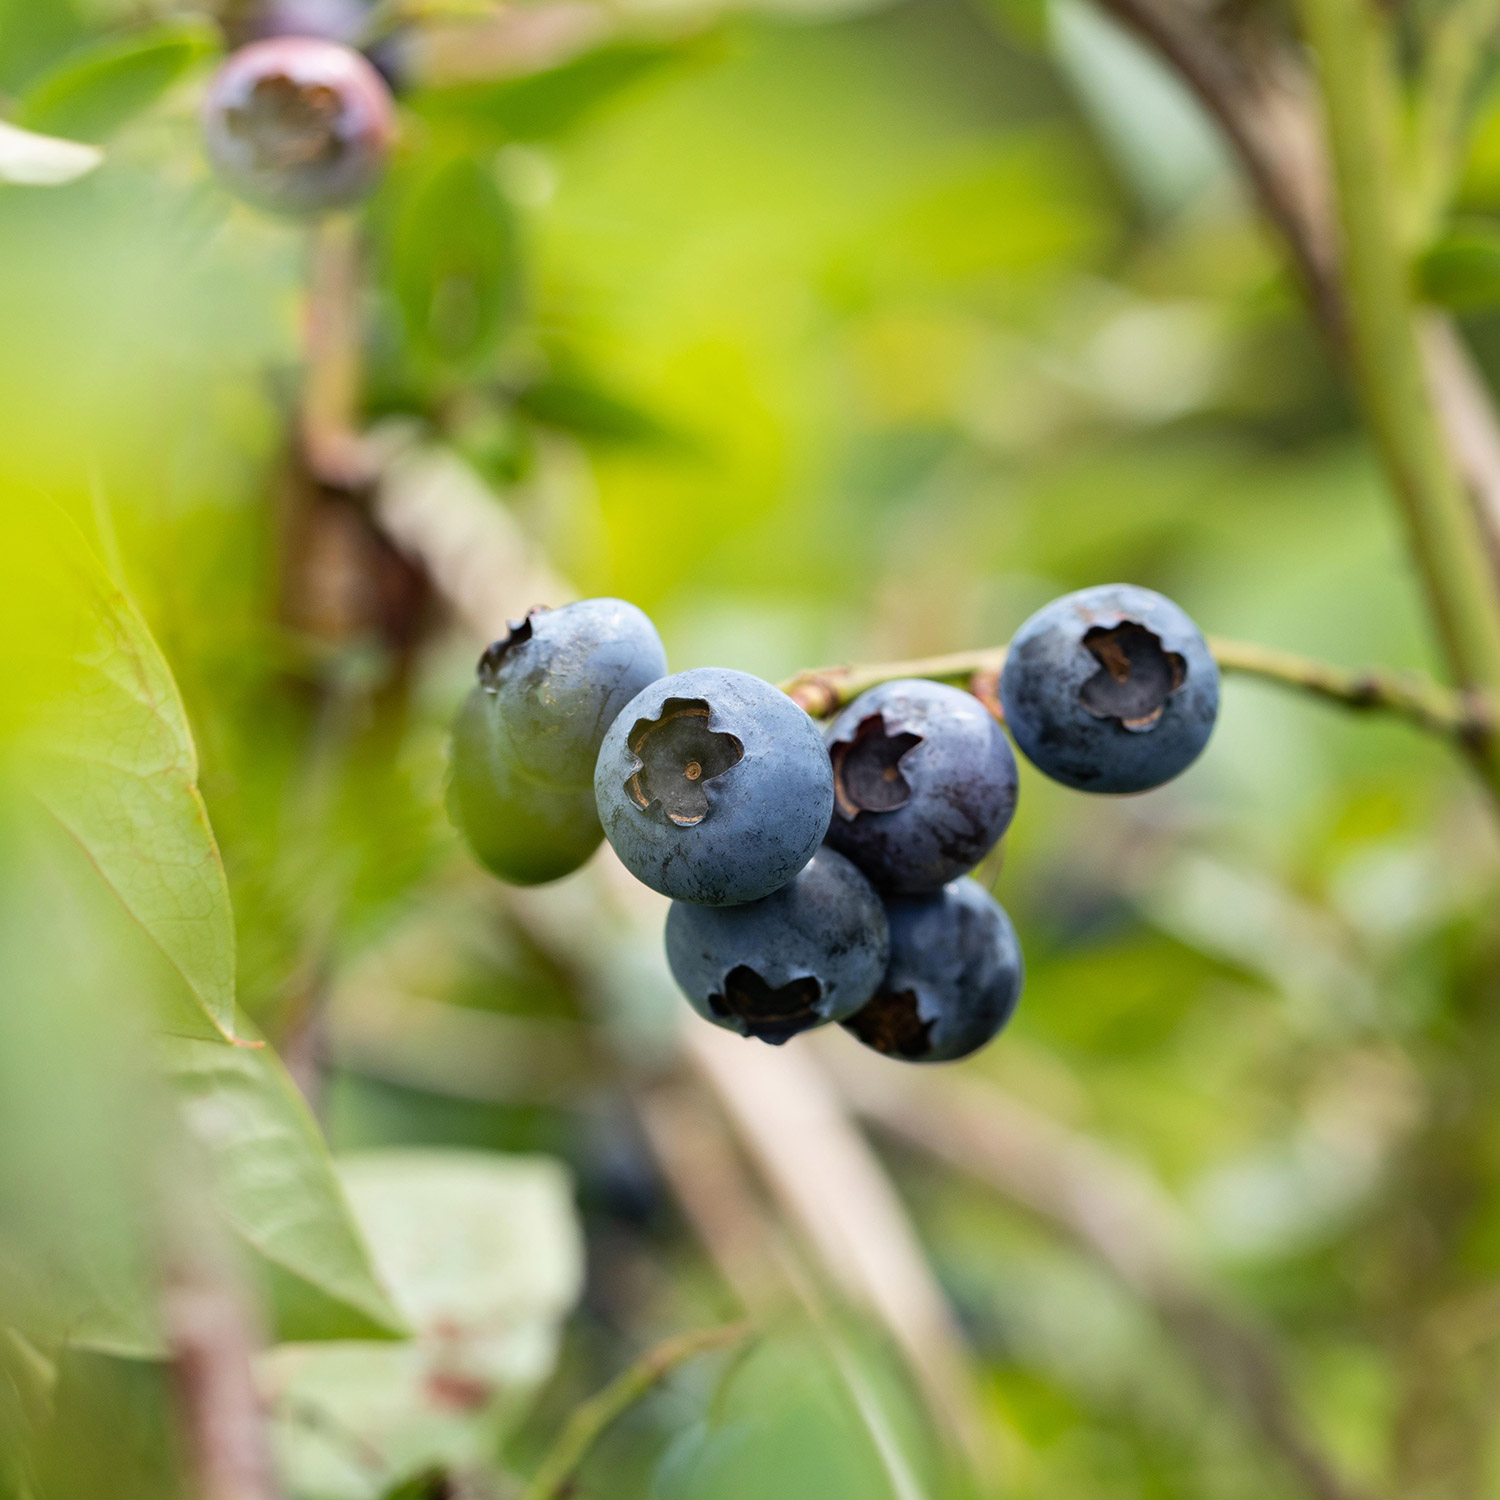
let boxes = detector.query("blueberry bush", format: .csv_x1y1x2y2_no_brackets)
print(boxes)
8,0,1500,1496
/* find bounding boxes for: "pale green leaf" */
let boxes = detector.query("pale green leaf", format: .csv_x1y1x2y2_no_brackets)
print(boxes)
24,518,239,1042
17,19,220,145
262,1150,583,1500
167,1034,407,1344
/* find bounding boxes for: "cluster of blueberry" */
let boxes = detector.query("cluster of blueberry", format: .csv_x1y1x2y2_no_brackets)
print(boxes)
448,585,1219,1063
197,18,1222,1066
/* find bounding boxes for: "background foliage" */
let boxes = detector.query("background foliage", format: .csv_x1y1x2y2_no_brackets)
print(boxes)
4,0,1500,1495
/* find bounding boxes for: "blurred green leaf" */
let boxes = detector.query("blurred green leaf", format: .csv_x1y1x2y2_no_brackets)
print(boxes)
378,1467,451,1500
410,39,711,141
654,1324,933,1500
262,1150,583,1500
1415,221,1500,309
516,373,681,449
388,155,520,368
22,515,241,1043
16,19,220,144
0,805,166,1362
336,1150,583,1360
35,1351,186,1500
0,118,100,184
167,1034,407,1344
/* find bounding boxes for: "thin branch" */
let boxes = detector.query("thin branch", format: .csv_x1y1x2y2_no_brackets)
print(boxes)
1297,0,1500,745
518,1323,753,1500
1088,0,1342,335
163,1264,279,1500
681,1016,995,1475
300,214,373,492
782,636,1494,742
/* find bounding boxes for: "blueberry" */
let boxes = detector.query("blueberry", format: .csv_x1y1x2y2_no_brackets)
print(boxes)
843,877,1022,1063
246,0,368,44
823,679,1017,895
478,598,668,790
595,668,835,906
201,37,396,216
999,583,1219,793
446,685,602,885
665,849,889,1044
241,0,410,91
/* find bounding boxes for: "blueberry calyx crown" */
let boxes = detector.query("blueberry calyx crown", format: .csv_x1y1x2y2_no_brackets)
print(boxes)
228,70,346,173
844,988,934,1059
830,712,922,822
625,698,744,827
708,965,823,1045
1078,621,1186,732
477,607,547,688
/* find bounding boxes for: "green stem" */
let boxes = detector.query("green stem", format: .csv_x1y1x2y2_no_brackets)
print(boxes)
1298,0,1500,793
519,1323,754,1500
781,637,1494,745
1408,0,1500,241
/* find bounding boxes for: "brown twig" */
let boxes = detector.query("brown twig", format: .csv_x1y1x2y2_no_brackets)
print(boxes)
300,214,372,493
162,1229,279,1500
782,635,1494,743
681,1019,995,1475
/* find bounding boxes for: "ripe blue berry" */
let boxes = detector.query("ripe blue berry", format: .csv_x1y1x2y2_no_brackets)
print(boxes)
248,0,368,43
665,849,888,1044
243,0,409,91
823,679,1017,895
842,877,1022,1063
202,37,395,216
595,668,835,906
478,598,668,790
999,583,1219,793
445,686,602,885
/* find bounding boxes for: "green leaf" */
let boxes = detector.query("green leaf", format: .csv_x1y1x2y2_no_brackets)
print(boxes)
1416,222,1500,310
410,39,710,141
261,1150,583,1500
379,1468,451,1500
516,372,683,449
0,805,168,1362
387,154,520,368
166,1033,407,1344
36,1351,187,1500
21,515,240,1043
0,118,100,184
16,19,219,144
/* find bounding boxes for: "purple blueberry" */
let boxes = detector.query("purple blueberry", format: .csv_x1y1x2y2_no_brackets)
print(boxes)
843,877,1022,1063
665,849,889,1044
201,37,396,216
823,679,1017,895
478,598,668,790
445,686,601,885
999,584,1219,793
246,0,368,43
594,668,835,906
241,0,410,91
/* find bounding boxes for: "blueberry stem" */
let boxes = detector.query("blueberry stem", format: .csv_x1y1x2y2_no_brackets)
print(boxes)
782,637,1494,744
300,211,373,489
519,1321,754,1500
1297,0,1500,760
